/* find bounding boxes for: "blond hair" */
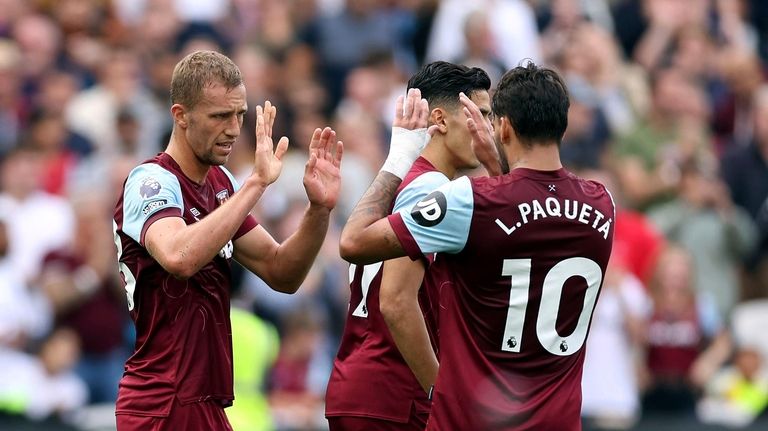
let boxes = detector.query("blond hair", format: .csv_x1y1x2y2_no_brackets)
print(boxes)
170,50,243,109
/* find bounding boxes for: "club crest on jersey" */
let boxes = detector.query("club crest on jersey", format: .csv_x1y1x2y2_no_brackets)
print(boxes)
411,191,447,227
216,189,229,204
139,177,162,198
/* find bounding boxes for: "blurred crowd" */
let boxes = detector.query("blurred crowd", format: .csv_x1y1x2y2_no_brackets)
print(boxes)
0,0,767,430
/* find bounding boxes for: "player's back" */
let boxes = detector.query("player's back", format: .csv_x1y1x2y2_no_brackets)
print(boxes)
429,167,614,431
325,157,443,423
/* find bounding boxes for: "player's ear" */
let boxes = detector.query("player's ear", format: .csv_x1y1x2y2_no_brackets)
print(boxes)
499,117,512,143
171,104,189,129
430,107,448,134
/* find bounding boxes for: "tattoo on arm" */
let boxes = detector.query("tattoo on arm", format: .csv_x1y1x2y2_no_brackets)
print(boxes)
346,171,402,227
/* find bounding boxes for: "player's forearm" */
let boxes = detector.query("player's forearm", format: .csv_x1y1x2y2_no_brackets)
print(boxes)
339,171,402,260
162,179,266,278
267,203,331,293
383,301,439,392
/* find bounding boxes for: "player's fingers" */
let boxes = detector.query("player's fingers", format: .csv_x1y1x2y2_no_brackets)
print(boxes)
266,102,275,138
334,140,343,167
324,129,337,161
318,127,333,160
274,136,289,160
417,99,430,127
394,95,404,121
309,127,322,150
403,88,416,119
255,105,265,142
427,124,439,137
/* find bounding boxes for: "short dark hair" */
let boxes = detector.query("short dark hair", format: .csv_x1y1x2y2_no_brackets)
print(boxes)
170,50,243,109
407,61,491,110
492,61,569,146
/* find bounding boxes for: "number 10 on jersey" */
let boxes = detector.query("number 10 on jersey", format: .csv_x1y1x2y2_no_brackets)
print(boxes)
501,257,602,356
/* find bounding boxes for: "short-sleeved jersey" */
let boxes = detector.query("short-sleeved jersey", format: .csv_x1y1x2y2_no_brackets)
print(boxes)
113,153,258,417
388,167,615,431
325,157,446,422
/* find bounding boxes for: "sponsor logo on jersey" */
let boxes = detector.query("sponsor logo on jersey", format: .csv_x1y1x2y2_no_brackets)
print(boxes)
139,177,162,198
142,199,168,215
411,191,447,227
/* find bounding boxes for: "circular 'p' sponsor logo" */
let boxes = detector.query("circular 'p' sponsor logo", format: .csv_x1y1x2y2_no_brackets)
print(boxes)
411,191,447,227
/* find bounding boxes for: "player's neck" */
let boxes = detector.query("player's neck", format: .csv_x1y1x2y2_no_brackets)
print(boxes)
166,133,210,184
508,144,563,172
421,143,458,179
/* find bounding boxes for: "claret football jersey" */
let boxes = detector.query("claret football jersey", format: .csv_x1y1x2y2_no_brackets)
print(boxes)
113,153,257,416
325,157,445,422
388,167,615,431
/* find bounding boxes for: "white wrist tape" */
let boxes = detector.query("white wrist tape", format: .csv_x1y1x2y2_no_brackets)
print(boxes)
381,126,429,180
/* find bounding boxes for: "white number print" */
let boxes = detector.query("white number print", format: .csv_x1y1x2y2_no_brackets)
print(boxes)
349,262,382,318
113,220,138,311
501,257,602,356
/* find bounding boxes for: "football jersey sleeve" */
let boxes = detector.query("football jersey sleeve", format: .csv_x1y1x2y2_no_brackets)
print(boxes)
393,171,450,213
122,164,184,245
388,175,474,259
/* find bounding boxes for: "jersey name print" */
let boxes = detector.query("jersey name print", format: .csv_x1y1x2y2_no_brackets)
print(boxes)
388,167,614,431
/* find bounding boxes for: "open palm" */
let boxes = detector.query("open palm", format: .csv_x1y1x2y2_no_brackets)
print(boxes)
303,127,343,210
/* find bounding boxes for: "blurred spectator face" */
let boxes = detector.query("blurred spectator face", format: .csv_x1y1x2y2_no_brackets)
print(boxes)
139,0,182,48
718,49,764,99
734,347,763,381
463,11,493,56
672,26,712,78
233,45,271,102
552,0,583,28
100,50,142,103
40,328,81,376
0,149,44,199
653,68,708,120
286,79,328,118
0,39,21,103
654,246,695,311
344,67,387,113
52,0,100,34
35,72,78,116
12,14,60,78
28,113,68,153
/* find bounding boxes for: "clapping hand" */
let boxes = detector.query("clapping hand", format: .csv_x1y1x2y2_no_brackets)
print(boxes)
304,127,343,210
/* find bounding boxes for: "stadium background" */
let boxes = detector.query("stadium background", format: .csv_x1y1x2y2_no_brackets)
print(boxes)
1,0,768,430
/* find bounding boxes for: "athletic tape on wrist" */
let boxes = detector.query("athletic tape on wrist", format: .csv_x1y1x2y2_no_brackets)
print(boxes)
380,126,428,180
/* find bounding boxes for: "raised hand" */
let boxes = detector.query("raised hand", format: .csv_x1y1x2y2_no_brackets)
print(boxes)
252,101,290,186
393,87,432,132
304,127,343,210
460,92,503,176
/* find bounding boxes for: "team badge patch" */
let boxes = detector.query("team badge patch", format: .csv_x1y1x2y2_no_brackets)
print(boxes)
140,177,162,198
216,189,229,204
411,191,447,227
